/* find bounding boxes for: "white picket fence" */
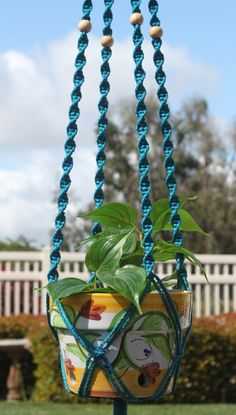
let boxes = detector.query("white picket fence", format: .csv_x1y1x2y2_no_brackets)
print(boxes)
0,248,236,318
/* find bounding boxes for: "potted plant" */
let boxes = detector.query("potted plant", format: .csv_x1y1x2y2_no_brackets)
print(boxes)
47,197,207,398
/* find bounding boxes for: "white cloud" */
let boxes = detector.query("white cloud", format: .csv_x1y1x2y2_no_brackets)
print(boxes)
0,31,221,245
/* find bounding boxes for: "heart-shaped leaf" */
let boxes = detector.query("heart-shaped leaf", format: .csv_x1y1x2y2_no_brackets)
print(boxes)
85,230,134,272
79,228,137,252
120,243,144,267
79,202,138,229
155,240,208,281
154,209,207,235
47,278,90,306
97,265,146,314
151,195,198,225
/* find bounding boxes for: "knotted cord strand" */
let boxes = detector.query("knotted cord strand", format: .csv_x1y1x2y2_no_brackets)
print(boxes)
93,0,114,235
130,0,155,276
47,1,93,283
148,0,189,290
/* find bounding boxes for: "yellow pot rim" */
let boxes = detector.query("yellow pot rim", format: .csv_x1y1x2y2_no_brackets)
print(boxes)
61,289,191,303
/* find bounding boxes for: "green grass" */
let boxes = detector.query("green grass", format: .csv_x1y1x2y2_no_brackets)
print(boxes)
0,403,235,415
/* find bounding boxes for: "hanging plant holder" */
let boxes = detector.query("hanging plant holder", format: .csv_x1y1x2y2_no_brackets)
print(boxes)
51,291,192,399
47,1,195,414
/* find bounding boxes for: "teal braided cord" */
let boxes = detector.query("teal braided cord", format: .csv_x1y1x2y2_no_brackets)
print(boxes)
56,293,188,401
60,351,70,393
130,0,155,276
47,0,93,283
93,0,114,236
148,0,189,290
56,300,134,400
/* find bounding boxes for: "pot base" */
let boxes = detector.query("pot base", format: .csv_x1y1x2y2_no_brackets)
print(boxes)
52,291,192,399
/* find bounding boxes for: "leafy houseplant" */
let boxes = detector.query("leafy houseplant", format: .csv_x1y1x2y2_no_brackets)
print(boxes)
48,196,207,398
47,196,207,314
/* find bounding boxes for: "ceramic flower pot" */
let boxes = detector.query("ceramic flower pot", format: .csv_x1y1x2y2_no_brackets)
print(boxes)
51,291,192,399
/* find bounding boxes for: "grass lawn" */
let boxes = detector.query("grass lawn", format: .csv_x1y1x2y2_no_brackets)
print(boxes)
0,403,235,415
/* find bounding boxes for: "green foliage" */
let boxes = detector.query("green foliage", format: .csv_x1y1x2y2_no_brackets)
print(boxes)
166,313,236,403
79,202,138,229
46,198,207,312
153,209,207,235
47,279,90,307
0,235,38,251
85,229,135,272
97,265,146,315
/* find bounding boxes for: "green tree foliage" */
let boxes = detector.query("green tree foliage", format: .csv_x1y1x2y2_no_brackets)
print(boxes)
0,235,38,251
61,96,236,254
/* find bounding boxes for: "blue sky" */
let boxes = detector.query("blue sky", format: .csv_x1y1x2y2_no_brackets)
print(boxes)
0,0,235,121
0,1,235,245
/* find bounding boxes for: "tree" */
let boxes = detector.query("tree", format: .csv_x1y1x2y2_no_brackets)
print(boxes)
0,235,38,251
58,96,236,254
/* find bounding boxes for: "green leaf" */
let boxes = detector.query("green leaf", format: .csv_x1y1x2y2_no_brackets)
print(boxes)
152,195,202,233
85,229,134,272
79,202,138,229
78,234,97,248
151,195,198,225
120,242,144,267
85,287,116,294
97,265,146,315
153,250,176,262
155,209,207,235
149,270,177,292
123,233,137,255
162,270,178,282
155,240,208,281
79,228,137,253
180,195,198,207
153,210,172,233
151,198,170,225
46,278,90,306
120,254,143,267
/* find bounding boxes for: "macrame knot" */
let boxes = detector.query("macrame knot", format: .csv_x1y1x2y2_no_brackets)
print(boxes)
93,346,105,357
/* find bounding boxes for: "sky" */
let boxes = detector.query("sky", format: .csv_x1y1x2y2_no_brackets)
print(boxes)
0,0,235,247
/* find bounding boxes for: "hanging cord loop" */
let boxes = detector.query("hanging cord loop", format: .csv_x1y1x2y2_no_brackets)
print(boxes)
148,0,189,291
93,0,114,235
130,0,155,276
47,0,93,283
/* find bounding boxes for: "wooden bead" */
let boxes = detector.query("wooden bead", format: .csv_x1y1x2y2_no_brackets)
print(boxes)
130,12,144,26
150,26,163,38
101,35,114,47
78,19,92,33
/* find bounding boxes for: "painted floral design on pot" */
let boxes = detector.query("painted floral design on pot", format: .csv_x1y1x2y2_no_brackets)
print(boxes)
51,291,192,398
80,299,106,321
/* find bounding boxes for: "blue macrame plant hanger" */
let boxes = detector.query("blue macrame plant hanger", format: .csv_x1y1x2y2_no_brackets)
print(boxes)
47,1,192,414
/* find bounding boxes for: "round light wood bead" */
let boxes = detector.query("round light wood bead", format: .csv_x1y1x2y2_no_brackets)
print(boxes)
78,19,92,33
101,35,114,47
150,26,163,38
130,12,144,26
